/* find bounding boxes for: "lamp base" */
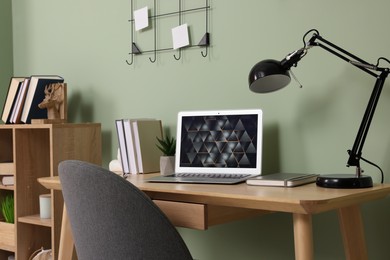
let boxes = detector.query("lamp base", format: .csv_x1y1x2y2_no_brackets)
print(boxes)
316,174,373,188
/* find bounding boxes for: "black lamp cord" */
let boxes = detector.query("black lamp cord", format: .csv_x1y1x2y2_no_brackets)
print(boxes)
353,152,385,184
362,157,384,184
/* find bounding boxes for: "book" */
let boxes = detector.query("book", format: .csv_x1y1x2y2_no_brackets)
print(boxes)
10,78,30,124
123,119,139,174
0,163,14,174
20,75,64,123
246,173,319,187
1,77,25,123
115,119,130,175
132,119,163,173
6,83,23,123
1,175,14,186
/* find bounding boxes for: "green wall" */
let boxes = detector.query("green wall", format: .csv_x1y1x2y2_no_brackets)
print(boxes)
11,0,390,259
0,0,13,108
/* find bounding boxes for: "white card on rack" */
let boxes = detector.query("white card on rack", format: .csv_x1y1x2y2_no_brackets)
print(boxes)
172,24,189,49
134,6,149,31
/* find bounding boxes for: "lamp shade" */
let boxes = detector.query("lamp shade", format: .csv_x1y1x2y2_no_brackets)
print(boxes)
248,59,291,93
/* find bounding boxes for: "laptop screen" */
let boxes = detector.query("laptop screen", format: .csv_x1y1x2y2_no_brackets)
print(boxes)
175,109,262,175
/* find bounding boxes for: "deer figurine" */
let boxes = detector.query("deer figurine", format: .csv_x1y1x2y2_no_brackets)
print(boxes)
38,83,67,121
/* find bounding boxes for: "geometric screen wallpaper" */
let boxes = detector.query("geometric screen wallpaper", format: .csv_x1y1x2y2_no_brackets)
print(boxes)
179,114,258,168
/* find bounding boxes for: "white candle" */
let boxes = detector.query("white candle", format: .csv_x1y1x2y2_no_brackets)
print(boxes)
39,194,51,219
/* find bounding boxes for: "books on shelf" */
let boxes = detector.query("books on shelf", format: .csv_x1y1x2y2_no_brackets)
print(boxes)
1,175,14,186
10,78,30,124
0,162,15,186
21,75,64,123
1,75,65,124
115,118,163,175
1,77,25,123
246,173,319,187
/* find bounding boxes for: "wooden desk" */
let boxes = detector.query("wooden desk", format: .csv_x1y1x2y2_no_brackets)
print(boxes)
38,174,390,260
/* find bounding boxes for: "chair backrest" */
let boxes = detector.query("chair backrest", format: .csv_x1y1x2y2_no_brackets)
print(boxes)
58,160,193,260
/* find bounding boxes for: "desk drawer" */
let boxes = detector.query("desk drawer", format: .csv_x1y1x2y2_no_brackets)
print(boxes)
153,200,266,230
153,200,206,230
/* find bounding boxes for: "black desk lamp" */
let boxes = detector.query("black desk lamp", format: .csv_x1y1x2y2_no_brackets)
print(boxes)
248,29,389,188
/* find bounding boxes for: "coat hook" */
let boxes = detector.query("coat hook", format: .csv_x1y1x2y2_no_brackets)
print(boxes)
201,47,208,57
149,0,157,63
174,49,182,60
198,33,210,57
173,0,182,61
127,43,142,65
201,0,209,58
126,58,134,65
127,0,135,65
149,55,156,63
149,48,157,63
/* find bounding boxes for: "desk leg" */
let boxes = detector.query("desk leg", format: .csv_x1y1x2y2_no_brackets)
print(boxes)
58,206,75,260
338,205,368,260
293,213,313,260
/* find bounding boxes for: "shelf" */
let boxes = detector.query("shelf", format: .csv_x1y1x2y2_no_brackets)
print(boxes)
0,123,102,259
18,215,52,228
0,185,14,191
0,221,15,252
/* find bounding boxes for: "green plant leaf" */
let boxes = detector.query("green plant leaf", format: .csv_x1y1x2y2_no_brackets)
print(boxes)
1,194,14,223
156,135,176,156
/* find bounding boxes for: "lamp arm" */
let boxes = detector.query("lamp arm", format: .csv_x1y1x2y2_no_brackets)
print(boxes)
347,71,388,172
308,34,379,77
281,32,382,77
307,32,390,175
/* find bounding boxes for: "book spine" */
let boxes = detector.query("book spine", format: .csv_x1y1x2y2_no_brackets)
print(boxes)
12,78,30,123
132,121,144,173
1,175,14,186
123,119,139,174
115,119,130,175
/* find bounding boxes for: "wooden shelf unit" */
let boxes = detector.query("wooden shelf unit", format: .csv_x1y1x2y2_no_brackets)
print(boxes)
0,123,102,260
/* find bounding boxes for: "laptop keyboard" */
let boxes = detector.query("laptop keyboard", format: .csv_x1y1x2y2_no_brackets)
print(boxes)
173,173,252,179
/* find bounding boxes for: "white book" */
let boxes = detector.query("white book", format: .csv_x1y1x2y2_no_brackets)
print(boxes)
246,173,319,187
10,78,30,123
123,119,139,174
115,119,130,175
1,77,25,123
1,175,14,186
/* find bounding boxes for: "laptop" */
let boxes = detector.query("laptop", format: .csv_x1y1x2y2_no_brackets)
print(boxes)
146,109,262,184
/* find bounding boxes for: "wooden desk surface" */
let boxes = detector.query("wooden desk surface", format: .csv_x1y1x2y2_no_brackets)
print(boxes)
38,173,390,260
39,174,390,215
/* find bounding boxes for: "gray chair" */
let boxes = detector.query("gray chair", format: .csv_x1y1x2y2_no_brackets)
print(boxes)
58,160,193,260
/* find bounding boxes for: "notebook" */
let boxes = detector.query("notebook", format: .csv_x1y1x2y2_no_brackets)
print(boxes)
146,109,263,184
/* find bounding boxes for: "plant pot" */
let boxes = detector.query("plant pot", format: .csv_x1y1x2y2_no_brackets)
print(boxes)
160,156,175,176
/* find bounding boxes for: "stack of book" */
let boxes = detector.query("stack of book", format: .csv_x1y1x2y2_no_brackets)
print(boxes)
0,162,14,187
115,118,163,175
1,75,64,124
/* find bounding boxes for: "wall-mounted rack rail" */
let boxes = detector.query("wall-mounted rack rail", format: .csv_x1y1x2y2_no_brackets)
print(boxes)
126,0,210,65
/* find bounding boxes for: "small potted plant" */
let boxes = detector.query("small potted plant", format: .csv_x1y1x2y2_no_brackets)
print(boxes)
156,135,176,176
